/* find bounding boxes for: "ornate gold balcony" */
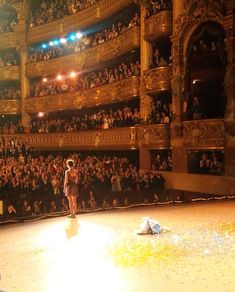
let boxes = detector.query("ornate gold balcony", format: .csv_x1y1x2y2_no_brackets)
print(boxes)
26,26,140,78
143,66,171,94
25,76,140,114
0,100,21,115
2,124,171,150
27,0,133,44
138,123,170,149
144,11,172,42
3,127,138,150
0,32,17,50
0,66,20,81
182,119,225,148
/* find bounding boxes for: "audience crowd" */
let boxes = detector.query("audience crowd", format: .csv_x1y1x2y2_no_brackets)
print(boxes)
30,59,140,97
188,150,224,176
152,150,172,171
145,0,172,18
0,138,165,218
0,51,19,66
0,85,21,100
149,98,172,124
29,0,100,27
0,6,17,33
29,12,140,63
29,104,140,133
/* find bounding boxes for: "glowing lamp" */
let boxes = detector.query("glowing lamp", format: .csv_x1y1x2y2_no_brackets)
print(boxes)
76,32,82,39
57,74,63,81
70,72,76,78
38,112,44,117
42,77,48,82
60,38,67,44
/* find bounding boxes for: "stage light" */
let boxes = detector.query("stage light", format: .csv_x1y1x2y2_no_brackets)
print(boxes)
38,112,44,117
76,32,82,39
42,77,48,82
57,74,63,81
60,38,67,44
70,34,76,41
49,41,54,46
53,40,59,46
70,71,76,78
42,44,47,49
1,115,5,118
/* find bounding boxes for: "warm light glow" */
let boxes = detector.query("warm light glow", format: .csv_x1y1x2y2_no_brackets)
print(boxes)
42,77,48,82
70,71,76,78
57,74,63,81
38,112,44,117
60,38,67,44
76,32,82,39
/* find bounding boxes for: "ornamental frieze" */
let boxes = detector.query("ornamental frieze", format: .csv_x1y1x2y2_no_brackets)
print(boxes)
26,26,140,78
175,0,226,35
25,76,140,114
2,124,170,150
27,0,133,44
182,119,225,148
144,10,172,42
138,124,170,148
0,32,17,50
143,66,171,93
0,66,20,81
0,100,21,115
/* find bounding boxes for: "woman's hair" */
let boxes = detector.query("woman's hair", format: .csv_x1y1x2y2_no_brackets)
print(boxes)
66,159,74,168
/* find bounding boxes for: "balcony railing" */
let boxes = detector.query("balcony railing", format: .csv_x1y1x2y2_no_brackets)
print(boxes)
0,66,20,81
144,10,172,42
26,26,140,78
182,119,225,148
138,123,170,148
143,66,171,93
25,76,140,114
27,0,133,44
0,32,17,50
0,99,21,115
2,124,170,150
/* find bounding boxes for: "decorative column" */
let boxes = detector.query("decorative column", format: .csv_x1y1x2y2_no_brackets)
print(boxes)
170,0,187,173
14,0,31,127
224,6,235,176
139,3,152,170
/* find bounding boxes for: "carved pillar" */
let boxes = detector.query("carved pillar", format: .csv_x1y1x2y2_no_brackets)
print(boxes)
224,12,235,176
139,4,152,169
140,4,153,123
139,148,151,170
170,0,187,173
15,0,31,126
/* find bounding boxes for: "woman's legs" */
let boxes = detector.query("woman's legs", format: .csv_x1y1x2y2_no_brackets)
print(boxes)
71,196,77,216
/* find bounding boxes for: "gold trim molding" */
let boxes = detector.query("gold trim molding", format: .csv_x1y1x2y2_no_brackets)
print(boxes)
27,0,133,45
0,32,17,50
2,124,170,150
26,26,140,78
144,10,172,42
0,66,20,81
143,66,171,94
182,119,225,148
138,124,170,148
0,99,21,114
25,76,140,114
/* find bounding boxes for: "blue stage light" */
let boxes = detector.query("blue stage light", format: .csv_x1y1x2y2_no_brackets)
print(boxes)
42,44,47,49
70,34,76,41
53,40,59,46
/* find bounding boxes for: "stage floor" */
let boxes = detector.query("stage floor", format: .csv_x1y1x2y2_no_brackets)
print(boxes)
0,201,235,292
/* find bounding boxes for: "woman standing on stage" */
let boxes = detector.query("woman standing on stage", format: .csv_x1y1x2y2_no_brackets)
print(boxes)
64,159,78,218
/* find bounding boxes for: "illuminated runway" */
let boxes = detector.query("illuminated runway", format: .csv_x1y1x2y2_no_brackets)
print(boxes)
1,201,235,292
